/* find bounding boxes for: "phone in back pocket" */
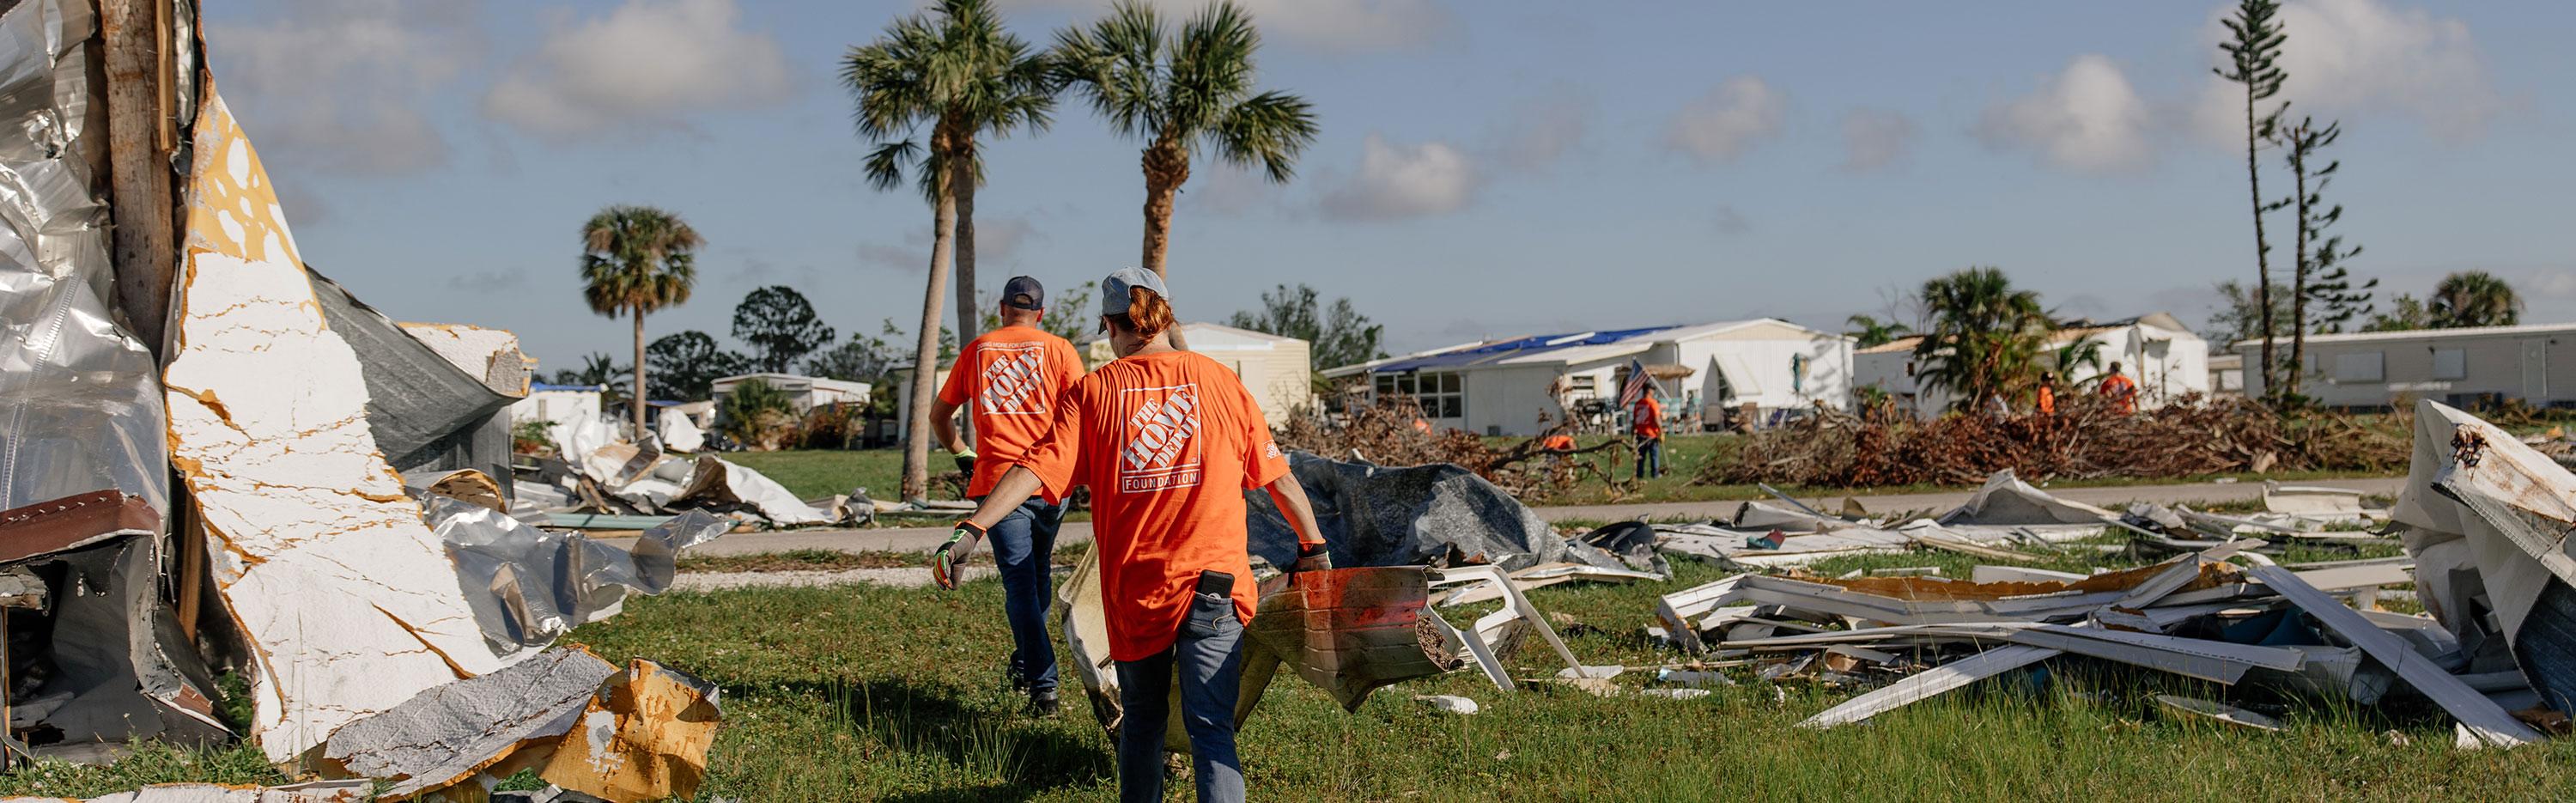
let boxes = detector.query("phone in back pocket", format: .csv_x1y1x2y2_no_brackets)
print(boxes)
1180,569,1236,639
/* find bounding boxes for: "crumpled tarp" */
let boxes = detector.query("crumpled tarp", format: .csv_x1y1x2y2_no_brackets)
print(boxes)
1244,451,1574,571
428,498,728,652
0,0,167,518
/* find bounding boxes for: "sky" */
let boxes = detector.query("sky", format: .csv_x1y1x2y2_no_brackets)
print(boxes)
198,0,2576,370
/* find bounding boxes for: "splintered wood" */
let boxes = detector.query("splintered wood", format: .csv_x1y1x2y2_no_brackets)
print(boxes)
162,90,519,763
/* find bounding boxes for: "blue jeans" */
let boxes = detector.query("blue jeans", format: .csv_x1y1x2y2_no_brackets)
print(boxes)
984,496,1064,694
1114,613,1245,803
1636,436,1663,479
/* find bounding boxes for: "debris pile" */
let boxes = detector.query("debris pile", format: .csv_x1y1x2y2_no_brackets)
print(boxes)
0,6,729,800
1643,415,2576,746
1273,396,1620,497
1710,395,2410,488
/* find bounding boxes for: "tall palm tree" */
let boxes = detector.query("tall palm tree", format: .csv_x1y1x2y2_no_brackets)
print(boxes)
2430,271,2522,329
1054,0,1317,348
844,0,1054,500
1912,267,2050,412
580,205,702,437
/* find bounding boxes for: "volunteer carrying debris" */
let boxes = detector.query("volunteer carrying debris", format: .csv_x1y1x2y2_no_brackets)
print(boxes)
927,275,1087,717
933,267,1332,803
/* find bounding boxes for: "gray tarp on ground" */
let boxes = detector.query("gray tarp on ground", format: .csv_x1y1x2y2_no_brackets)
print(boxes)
1937,468,2118,526
1245,452,1572,571
307,266,517,498
0,0,167,518
428,497,730,652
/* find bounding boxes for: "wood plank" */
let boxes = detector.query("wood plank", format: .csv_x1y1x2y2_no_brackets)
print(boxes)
100,0,178,356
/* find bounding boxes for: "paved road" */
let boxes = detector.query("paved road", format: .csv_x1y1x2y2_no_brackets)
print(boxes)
630,475,2408,557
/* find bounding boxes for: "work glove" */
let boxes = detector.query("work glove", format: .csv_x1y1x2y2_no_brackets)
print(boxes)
953,449,977,475
933,521,986,590
1291,543,1334,575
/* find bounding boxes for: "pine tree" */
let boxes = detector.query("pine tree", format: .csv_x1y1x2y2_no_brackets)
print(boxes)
2215,0,2290,401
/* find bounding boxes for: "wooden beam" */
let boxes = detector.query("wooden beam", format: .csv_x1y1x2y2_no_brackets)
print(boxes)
100,0,179,358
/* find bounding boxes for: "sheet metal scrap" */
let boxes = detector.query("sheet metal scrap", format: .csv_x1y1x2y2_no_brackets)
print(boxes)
164,88,526,762
1240,568,1463,713
0,0,170,520
430,499,727,652
2401,399,2576,716
530,660,722,803
321,648,619,799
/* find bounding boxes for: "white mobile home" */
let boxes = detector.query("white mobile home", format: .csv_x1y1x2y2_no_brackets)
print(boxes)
1322,319,1852,436
711,373,872,413
1085,322,1315,422
2234,323,2576,410
1853,313,2210,417
509,382,604,436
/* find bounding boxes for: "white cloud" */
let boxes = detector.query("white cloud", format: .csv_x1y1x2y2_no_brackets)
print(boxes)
1839,108,1917,172
1977,55,2154,173
1665,76,1785,166
1005,0,1453,52
1319,134,1479,221
483,0,793,142
2190,0,2500,143
205,0,477,174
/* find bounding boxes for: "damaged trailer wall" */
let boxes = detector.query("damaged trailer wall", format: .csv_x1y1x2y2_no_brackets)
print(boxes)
307,267,520,499
161,88,532,763
0,0,167,518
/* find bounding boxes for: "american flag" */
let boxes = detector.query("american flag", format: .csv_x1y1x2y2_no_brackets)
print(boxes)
1617,357,1661,410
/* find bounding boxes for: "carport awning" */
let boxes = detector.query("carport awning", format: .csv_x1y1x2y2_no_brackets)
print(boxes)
1712,354,1762,395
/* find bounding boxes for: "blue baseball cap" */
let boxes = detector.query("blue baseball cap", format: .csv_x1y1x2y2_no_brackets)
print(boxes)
1001,276,1044,309
1101,267,1170,317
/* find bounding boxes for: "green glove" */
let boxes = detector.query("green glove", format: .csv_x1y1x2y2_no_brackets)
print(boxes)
933,521,986,590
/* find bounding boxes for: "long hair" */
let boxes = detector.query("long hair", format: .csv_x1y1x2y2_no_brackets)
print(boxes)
1105,286,1176,339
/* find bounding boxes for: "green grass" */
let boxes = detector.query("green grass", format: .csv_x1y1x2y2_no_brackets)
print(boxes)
7,532,2538,801
725,449,908,501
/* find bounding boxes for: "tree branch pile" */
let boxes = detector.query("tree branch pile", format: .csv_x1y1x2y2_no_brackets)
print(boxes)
1273,396,1624,497
1704,394,2409,488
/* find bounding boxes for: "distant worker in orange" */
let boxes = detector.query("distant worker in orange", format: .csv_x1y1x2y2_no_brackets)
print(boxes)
2035,371,2058,416
2098,361,2138,414
933,268,1329,803
1631,392,1664,480
928,276,1086,717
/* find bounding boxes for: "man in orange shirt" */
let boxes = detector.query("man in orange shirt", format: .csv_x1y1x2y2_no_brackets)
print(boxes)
937,268,1327,803
2036,371,2058,416
1632,393,1665,479
2098,361,2139,415
929,276,1086,717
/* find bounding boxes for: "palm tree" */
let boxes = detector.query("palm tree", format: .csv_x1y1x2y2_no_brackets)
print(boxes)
2430,271,2522,329
844,0,1054,500
1054,0,1318,348
580,205,702,437
1844,314,1913,349
1912,267,2050,412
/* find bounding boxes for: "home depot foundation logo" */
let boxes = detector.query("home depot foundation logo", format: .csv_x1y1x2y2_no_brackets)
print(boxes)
1119,383,1204,493
978,343,1050,415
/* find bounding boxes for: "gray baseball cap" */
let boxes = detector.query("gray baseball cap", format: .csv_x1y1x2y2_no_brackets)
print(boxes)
1101,267,1170,317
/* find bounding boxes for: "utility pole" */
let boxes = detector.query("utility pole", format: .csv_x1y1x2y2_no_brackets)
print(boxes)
100,0,179,359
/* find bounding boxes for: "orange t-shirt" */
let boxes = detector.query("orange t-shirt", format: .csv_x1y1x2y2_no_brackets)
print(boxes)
2098,374,2137,413
1542,434,1576,451
1013,350,1292,662
2036,385,2057,415
938,325,1086,497
1632,396,1664,439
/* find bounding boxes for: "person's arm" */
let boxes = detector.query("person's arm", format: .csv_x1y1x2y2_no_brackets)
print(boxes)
1263,471,1325,551
930,396,965,454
